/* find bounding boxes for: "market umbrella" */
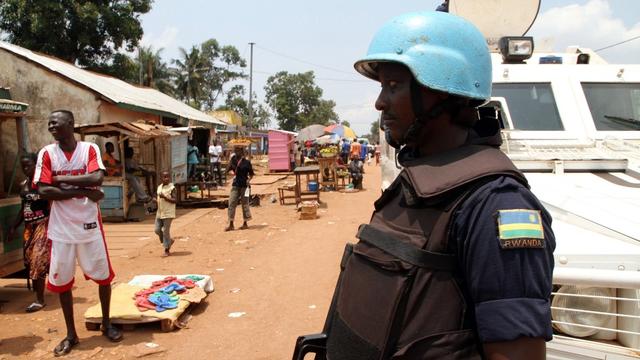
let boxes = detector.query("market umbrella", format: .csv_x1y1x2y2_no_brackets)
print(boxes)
324,124,357,140
296,124,326,142
315,133,340,145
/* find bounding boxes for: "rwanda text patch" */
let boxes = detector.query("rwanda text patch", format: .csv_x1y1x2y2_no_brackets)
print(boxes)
497,209,544,249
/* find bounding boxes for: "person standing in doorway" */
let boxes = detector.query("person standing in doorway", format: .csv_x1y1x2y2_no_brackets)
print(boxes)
208,139,223,186
225,146,254,231
187,140,199,180
8,153,51,313
155,171,176,257
34,110,122,356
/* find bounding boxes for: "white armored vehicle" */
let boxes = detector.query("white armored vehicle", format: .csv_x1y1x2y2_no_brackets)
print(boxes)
378,1,640,358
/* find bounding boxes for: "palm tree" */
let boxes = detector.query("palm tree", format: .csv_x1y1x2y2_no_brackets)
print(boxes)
137,45,172,95
172,46,208,108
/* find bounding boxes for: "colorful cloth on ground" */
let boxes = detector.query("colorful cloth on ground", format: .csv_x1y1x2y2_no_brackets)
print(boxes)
133,276,198,312
23,219,50,280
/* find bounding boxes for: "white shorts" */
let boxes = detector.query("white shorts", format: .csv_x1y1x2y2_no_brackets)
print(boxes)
47,238,115,293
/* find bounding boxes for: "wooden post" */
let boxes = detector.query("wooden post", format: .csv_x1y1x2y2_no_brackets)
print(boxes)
15,116,29,153
119,135,129,219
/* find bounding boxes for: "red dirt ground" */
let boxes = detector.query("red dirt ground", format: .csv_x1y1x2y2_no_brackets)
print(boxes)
0,163,381,360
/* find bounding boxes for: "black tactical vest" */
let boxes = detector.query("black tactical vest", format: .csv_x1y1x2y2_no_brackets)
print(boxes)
324,145,528,360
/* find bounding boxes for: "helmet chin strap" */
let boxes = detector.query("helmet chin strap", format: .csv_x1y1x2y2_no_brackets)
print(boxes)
384,79,449,150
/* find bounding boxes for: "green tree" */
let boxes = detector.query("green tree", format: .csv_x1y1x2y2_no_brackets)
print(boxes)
369,118,380,143
341,120,351,127
0,0,152,66
173,46,208,108
171,39,246,110
137,45,173,95
90,53,139,84
264,71,339,131
199,39,247,110
218,85,271,129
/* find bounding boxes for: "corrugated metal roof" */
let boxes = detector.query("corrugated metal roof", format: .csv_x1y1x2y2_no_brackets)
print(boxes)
75,121,181,138
0,41,227,126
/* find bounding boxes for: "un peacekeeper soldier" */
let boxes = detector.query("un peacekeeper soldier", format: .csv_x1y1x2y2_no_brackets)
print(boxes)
299,11,556,360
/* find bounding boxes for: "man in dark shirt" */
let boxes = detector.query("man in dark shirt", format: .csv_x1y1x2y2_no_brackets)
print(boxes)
225,146,254,231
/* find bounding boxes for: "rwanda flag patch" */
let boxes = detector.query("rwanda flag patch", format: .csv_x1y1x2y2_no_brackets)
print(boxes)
497,209,545,249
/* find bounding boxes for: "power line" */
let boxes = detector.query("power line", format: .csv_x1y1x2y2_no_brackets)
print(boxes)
255,44,358,76
251,69,368,83
594,35,640,52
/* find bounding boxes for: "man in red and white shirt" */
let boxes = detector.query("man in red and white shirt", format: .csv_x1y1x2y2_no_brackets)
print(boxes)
34,110,123,356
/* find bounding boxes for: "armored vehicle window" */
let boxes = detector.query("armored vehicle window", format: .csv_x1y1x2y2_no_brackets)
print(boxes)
582,83,640,131
492,83,564,130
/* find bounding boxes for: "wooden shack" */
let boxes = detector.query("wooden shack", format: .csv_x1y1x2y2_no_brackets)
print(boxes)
0,98,29,277
268,129,296,172
75,121,188,220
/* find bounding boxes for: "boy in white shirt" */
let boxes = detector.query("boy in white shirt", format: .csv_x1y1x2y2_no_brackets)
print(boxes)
155,171,176,257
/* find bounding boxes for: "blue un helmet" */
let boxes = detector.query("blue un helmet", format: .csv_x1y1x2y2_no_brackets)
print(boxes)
354,11,491,105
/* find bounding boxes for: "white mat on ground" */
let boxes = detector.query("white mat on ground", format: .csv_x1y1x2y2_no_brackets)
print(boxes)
128,274,215,293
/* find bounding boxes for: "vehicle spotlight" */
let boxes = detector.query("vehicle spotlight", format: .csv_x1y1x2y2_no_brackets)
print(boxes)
551,285,615,338
499,36,534,64
577,53,590,64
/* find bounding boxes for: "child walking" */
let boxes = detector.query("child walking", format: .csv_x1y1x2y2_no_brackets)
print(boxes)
155,171,176,257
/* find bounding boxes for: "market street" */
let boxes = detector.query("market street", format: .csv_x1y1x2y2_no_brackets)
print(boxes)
0,163,381,359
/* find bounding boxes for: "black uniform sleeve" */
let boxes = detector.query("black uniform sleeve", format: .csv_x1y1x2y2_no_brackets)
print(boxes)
451,176,555,343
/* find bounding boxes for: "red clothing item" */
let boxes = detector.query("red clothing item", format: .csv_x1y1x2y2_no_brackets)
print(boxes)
350,142,362,159
35,144,101,186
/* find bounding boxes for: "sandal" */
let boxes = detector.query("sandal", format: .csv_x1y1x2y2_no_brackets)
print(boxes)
53,336,79,357
240,223,249,230
26,302,45,313
101,325,123,342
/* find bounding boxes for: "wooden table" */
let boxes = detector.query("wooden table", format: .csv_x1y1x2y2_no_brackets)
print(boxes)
293,165,320,205
317,156,338,190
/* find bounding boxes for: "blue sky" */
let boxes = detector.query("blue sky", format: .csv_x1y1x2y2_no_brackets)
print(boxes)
140,0,640,134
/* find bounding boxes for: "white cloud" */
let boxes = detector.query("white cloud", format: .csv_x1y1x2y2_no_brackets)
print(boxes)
529,0,640,63
336,92,379,136
141,26,179,53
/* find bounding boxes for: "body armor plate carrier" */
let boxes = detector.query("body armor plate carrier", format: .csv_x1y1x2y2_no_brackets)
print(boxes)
311,145,528,360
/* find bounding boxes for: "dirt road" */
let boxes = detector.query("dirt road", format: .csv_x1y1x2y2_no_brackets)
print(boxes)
0,163,381,359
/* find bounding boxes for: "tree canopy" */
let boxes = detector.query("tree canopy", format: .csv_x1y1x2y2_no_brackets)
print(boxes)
0,0,152,66
218,85,270,129
172,39,246,110
264,71,339,131
369,118,380,144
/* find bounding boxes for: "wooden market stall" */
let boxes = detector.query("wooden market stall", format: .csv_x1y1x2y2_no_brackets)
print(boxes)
0,98,30,277
75,121,188,221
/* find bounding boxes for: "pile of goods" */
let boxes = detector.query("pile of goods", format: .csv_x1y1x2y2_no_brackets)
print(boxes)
133,275,204,312
228,138,253,146
336,168,349,178
319,146,338,158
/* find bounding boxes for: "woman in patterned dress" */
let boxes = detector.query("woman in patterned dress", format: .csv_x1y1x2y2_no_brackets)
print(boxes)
9,153,51,312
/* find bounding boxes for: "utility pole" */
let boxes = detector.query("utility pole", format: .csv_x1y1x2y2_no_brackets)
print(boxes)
138,47,143,85
248,42,255,132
